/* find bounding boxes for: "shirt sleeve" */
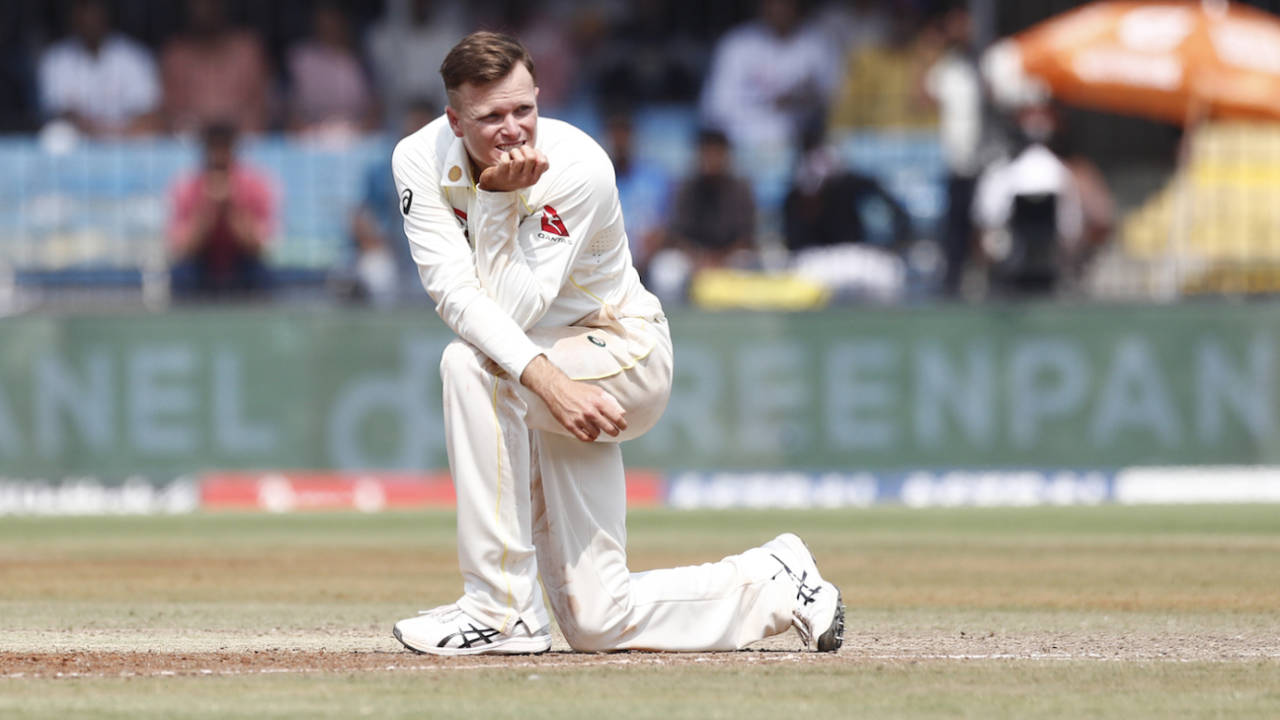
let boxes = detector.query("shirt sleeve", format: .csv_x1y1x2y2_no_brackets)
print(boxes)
923,59,943,102
469,156,614,330
698,35,742,134
37,50,68,117
392,138,543,379
127,43,162,116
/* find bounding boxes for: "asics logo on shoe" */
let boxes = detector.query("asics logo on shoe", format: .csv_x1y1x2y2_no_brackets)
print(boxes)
438,622,503,649
771,553,821,606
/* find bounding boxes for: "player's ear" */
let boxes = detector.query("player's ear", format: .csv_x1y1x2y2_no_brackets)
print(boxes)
446,106,463,138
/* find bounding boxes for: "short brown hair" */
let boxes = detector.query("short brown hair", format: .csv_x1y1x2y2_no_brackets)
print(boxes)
440,32,536,98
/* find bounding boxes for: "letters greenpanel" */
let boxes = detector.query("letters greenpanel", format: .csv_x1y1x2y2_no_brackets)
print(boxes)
1,303,1277,477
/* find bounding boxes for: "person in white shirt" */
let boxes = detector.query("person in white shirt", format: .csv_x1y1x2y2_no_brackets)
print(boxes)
922,5,988,296
389,32,844,655
37,0,160,137
972,105,1085,296
365,0,468,117
699,0,839,150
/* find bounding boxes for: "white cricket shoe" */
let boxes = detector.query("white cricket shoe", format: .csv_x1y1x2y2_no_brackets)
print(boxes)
764,533,845,652
393,604,551,656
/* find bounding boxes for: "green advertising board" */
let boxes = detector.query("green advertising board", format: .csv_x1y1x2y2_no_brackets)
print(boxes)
0,303,1277,478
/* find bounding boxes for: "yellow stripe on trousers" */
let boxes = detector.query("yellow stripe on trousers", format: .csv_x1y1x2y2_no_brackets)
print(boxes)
491,376,516,631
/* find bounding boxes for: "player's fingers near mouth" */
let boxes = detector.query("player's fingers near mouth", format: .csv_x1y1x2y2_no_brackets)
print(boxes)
506,151,528,176
521,151,540,177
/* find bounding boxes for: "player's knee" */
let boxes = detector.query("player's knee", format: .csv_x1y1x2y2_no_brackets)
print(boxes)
438,340,483,383
557,595,631,652
561,619,623,653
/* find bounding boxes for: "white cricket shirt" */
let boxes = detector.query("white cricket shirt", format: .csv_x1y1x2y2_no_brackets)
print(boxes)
392,115,663,379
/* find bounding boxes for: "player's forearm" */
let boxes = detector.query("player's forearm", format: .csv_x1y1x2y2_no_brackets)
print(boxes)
442,287,542,379
518,353,563,397
471,189,522,280
471,189,549,328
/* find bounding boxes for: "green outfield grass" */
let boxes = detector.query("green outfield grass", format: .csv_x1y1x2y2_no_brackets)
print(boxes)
4,660,1278,720
2,506,1279,718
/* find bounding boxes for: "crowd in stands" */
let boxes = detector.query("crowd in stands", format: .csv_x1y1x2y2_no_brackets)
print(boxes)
0,0,1116,306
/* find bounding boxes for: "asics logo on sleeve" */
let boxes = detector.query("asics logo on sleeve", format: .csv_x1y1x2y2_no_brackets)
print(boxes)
540,205,569,236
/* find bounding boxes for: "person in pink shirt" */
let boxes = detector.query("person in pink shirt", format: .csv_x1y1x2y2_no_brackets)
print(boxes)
160,0,272,135
286,1,379,138
167,121,275,299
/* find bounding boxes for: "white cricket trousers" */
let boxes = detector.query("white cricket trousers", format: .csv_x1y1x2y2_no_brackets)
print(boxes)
440,313,796,651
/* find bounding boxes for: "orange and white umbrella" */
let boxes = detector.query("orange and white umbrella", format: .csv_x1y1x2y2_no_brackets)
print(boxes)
983,1,1280,124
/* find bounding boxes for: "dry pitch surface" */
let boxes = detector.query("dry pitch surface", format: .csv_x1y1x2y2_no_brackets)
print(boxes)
1,507,1278,718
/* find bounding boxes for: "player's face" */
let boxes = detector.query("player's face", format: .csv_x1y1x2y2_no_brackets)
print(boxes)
447,64,539,171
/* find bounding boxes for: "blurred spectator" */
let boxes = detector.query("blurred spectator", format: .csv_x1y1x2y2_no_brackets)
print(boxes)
783,128,911,253
648,128,757,302
338,99,439,306
699,0,838,149
590,0,703,107
0,1,37,132
37,0,161,137
828,2,937,131
811,0,890,61
286,1,378,140
661,128,756,270
161,0,272,135
921,4,989,296
168,122,275,299
603,109,673,275
365,0,467,117
782,125,910,301
1055,131,1115,275
483,0,600,115
972,105,1084,297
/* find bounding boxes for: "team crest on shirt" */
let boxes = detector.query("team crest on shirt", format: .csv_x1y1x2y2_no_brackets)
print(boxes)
537,205,571,243
541,206,569,236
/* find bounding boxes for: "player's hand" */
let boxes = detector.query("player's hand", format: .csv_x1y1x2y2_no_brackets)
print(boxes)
520,355,628,442
477,146,549,192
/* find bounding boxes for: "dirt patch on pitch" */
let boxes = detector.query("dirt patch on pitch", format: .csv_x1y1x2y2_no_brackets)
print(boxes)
4,630,1277,679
